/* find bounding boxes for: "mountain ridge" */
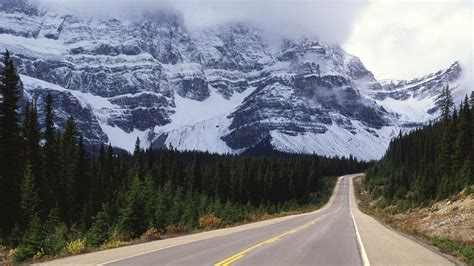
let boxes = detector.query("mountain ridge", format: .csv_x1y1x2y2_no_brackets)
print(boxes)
0,1,469,160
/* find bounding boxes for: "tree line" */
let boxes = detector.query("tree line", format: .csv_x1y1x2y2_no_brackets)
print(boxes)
365,86,474,207
0,50,369,261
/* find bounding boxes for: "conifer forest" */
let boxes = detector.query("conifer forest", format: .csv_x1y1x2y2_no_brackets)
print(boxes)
0,50,368,261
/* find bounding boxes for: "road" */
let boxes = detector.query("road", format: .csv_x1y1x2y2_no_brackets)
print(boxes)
45,174,455,266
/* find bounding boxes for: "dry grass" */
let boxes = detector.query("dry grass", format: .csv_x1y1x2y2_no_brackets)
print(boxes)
198,215,222,230
354,176,474,264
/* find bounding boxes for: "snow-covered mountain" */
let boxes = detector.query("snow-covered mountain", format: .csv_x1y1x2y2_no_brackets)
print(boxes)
0,1,470,160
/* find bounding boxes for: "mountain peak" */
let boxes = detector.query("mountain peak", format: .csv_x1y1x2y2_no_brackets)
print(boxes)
0,7,466,160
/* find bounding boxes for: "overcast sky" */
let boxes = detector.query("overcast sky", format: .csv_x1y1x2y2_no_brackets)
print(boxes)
39,0,473,81
343,0,473,81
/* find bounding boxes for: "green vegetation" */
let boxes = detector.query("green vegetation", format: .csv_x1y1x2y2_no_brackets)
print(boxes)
354,177,474,264
429,237,473,264
0,50,368,262
365,86,474,208
360,88,474,263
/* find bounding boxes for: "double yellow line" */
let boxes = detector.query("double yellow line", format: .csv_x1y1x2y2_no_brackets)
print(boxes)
214,217,322,266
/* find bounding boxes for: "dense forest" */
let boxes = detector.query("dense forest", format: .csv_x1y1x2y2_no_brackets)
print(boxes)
0,50,368,261
365,86,474,207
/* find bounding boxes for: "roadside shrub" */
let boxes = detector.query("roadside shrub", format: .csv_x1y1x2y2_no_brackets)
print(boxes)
259,214,274,221
32,249,45,260
109,228,129,242
99,240,128,250
464,185,473,196
140,227,162,241
0,245,8,262
65,239,86,255
165,223,188,234
98,229,130,250
14,245,34,262
198,215,222,229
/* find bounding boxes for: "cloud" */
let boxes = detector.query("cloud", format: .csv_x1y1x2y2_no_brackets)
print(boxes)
34,0,471,83
36,0,369,45
36,0,176,18
175,0,369,45
343,0,473,81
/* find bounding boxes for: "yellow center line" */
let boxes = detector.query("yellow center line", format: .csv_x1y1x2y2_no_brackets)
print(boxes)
223,255,244,265
214,216,323,266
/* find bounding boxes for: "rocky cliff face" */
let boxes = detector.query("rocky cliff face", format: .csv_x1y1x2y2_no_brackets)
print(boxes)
0,1,469,160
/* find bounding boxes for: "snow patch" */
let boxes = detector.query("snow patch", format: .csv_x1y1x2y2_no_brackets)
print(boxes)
101,124,151,152
270,121,401,161
161,116,235,154
153,86,256,153
156,86,255,132
0,34,65,61
376,96,436,123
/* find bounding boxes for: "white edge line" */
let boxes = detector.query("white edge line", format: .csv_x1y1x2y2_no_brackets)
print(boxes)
98,242,195,265
100,175,345,265
351,210,370,266
349,176,370,266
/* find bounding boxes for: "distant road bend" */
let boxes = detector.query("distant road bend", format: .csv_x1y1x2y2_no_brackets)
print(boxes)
45,174,455,266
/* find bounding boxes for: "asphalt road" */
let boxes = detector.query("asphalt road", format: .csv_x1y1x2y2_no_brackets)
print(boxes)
109,175,361,266
44,174,455,265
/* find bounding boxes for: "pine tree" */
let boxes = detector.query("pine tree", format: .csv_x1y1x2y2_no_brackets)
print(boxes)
119,175,146,237
143,173,157,227
42,92,58,211
133,137,143,175
24,102,42,207
43,207,67,255
188,154,201,191
0,49,23,233
19,164,39,227
86,204,111,246
72,135,88,222
436,87,456,197
452,96,470,174
439,85,454,122
182,189,198,229
60,117,78,224
15,215,43,262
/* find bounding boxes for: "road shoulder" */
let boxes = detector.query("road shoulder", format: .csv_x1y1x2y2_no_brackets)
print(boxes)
349,175,458,265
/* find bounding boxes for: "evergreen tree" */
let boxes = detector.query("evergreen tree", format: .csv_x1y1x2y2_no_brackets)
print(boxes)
42,92,58,211
439,85,454,122
60,117,78,224
182,189,198,229
119,175,146,237
133,137,144,179
15,215,43,262
72,135,88,222
366,92,474,205
23,102,41,205
19,164,39,227
86,204,111,246
452,96,471,174
43,207,67,255
0,49,22,233
188,154,202,191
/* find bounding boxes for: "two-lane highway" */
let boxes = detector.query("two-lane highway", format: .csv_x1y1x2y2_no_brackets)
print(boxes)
45,174,455,265
109,175,361,265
